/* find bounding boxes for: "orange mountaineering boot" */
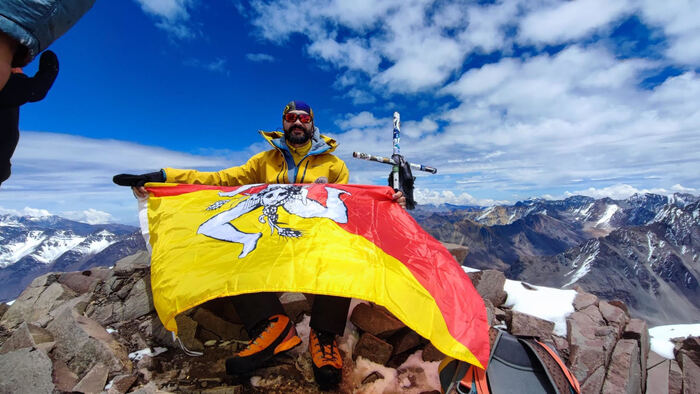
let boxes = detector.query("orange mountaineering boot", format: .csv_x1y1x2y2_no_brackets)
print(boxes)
225,314,301,375
309,328,343,390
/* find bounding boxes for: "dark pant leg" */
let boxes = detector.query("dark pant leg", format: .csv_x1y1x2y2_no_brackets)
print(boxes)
310,295,351,336
230,292,285,332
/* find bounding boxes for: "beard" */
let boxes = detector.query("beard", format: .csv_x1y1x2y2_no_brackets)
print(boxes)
284,124,313,145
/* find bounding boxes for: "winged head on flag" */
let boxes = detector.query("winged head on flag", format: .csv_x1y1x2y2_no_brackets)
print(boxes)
198,184,350,258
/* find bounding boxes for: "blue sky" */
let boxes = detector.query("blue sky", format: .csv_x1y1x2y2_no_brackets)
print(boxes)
1,0,699,224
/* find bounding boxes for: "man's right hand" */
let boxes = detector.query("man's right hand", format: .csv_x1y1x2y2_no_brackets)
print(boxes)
132,186,148,199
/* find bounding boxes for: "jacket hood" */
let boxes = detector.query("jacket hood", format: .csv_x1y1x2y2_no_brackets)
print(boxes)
260,127,339,155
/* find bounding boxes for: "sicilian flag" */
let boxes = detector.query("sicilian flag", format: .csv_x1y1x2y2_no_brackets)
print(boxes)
141,183,490,368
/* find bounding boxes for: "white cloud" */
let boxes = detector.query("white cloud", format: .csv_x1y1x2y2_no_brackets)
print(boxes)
638,0,700,65
61,209,114,225
564,184,677,200
0,132,233,224
134,0,198,39
246,53,275,63
0,206,52,217
413,188,506,207
518,0,631,45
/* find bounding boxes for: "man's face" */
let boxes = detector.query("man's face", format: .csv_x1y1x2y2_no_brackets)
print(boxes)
283,110,314,146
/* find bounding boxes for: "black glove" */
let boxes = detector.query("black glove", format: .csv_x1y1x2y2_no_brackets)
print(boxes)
38,50,59,77
113,171,165,187
388,154,417,210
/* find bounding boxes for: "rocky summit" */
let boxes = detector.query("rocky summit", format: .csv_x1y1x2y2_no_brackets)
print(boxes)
1,247,699,393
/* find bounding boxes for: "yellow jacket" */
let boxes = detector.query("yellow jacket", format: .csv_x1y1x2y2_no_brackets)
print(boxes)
164,130,349,185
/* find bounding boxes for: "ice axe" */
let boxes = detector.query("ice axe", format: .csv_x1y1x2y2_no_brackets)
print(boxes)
353,112,437,209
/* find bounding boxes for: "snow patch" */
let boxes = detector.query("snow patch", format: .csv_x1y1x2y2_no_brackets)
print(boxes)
650,324,700,359
564,241,600,286
503,280,576,336
477,206,495,221
32,232,86,264
0,230,46,267
595,204,619,227
647,232,655,263
128,347,167,361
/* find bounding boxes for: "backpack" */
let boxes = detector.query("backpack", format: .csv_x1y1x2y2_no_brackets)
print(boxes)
439,328,581,394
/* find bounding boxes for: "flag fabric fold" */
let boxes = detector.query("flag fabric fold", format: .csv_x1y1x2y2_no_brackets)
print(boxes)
143,182,490,368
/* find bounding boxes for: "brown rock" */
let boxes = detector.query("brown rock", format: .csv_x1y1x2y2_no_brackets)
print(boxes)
508,310,554,338
623,318,649,391
646,357,669,394
0,303,9,320
350,303,405,339
59,268,112,295
107,374,138,394
0,322,54,354
361,371,384,385
200,297,241,324
52,359,79,392
279,292,311,323
602,339,641,394
441,242,469,263
422,342,446,362
467,270,507,306
573,291,598,311
669,360,682,394
175,314,203,351
567,310,611,383
599,300,629,334
113,251,150,275
581,365,605,394
46,308,131,376
0,279,77,329
192,308,246,341
676,336,700,369
608,300,630,316
72,362,109,394
579,304,606,326
552,335,569,362
681,352,700,394
389,329,422,356
354,332,393,365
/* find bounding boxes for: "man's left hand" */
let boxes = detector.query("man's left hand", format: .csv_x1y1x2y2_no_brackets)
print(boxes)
392,191,407,209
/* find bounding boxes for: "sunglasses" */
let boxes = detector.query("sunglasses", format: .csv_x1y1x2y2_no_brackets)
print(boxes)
284,113,312,123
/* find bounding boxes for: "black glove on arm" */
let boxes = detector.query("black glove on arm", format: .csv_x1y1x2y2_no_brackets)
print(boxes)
388,154,417,210
113,171,165,187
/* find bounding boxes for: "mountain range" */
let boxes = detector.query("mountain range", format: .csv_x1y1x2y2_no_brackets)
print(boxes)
412,192,700,326
1,192,698,326
0,215,144,302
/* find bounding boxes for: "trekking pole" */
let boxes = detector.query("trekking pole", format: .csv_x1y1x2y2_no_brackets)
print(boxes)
353,112,437,208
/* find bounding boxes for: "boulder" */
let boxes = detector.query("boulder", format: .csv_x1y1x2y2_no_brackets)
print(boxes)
175,313,203,351
421,342,446,362
675,336,700,369
279,292,311,323
669,360,682,394
46,308,131,376
388,328,423,356
114,251,150,275
567,309,614,383
72,362,110,394
441,242,469,263
599,300,629,335
0,277,77,329
59,268,113,295
623,318,649,391
0,322,54,354
192,307,246,341
52,359,79,392
602,339,641,394
581,365,605,394
573,290,598,311
354,332,393,365
645,357,669,394
350,303,405,339
0,347,54,394
467,270,507,306
680,352,700,394
507,310,554,338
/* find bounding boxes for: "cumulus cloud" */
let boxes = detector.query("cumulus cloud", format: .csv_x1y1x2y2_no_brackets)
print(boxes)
638,0,700,65
414,188,507,207
0,206,52,217
61,209,114,225
564,184,678,200
134,0,198,39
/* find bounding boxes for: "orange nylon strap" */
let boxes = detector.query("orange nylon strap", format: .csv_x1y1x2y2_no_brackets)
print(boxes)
535,340,581,394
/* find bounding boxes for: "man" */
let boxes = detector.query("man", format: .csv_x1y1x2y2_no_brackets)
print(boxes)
0,50,59,186
115,100,406,390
